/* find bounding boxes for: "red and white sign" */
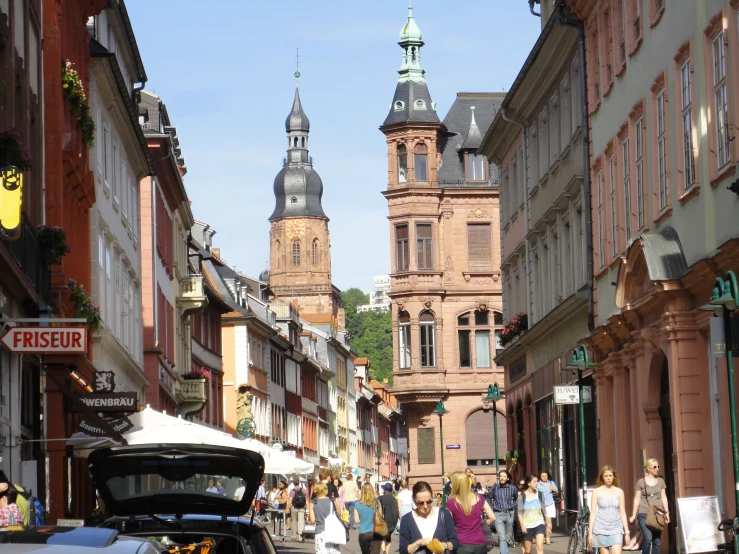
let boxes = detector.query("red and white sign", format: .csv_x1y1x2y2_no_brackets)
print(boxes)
0,326,87,353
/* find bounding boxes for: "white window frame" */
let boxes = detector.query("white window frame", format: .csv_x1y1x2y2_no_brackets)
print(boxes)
597,170,604,268
656,91,669,211
680,59,695,190
623,137,632,241
538,108,549,177
635,118,645,229
713,32,730,169
549,94,560,164
399,320,411,369
609,155,617,257
560,75,571,148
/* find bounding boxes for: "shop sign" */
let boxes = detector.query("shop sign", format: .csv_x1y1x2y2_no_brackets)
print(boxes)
709,316,739,357
509,355,527,383
283,450,296,458
677,496,724,554
1,326,87,353
554,385,592,405
77,371,136,437
445,444,461,449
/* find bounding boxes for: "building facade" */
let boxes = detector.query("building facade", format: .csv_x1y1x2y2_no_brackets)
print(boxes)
381,5,508,489
357,275,392,312
479,9,598,506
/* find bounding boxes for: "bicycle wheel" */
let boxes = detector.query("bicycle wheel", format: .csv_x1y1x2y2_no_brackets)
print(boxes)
567,527,580,554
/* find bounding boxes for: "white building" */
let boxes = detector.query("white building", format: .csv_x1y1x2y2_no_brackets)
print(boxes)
88,2,151,399
357,275,391,313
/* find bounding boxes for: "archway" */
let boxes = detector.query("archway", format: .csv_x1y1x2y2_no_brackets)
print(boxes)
466,408,507,472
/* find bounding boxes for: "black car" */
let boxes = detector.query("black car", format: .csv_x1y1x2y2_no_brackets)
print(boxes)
87,443,276,554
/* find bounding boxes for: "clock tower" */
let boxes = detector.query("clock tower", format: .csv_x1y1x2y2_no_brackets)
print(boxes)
268,77,341,323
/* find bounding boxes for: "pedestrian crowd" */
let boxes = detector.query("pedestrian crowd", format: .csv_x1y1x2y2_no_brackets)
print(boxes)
305,459,672,554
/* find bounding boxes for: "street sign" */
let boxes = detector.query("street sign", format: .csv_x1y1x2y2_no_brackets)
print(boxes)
78,392,138,412
554,385,593,405
445,444,461,449
0,326,87,353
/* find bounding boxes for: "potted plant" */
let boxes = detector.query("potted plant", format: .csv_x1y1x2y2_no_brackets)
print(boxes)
61,60,95,147
67,279,101,333
499,312,529,347
0,126,32,170
182,367,210,380
37,225,71,265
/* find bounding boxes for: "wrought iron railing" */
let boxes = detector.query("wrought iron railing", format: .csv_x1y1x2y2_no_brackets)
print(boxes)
4,212,51,304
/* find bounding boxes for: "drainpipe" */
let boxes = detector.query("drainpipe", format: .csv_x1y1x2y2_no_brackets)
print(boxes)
556,1,595,332
529,0,541,17
501,108,532,324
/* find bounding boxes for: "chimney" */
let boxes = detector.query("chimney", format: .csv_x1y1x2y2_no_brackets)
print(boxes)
212,248,220,259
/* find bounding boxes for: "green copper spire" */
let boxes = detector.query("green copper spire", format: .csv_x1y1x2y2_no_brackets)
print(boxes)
397,0,425,83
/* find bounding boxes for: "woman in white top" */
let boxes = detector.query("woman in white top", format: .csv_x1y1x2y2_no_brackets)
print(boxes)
398,481,459,554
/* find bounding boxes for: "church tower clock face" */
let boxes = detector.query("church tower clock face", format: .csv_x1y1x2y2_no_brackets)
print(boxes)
285,220,305,240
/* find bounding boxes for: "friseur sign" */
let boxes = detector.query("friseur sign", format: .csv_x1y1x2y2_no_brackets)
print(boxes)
0,326,87,353
78,392,138,412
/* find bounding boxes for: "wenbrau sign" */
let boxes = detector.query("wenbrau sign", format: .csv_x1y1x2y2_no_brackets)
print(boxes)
0,326,87,354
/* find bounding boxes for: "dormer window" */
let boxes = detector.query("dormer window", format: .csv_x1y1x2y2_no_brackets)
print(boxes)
466,153,487,181
291,196,298,204
414,99,426,110
394,101,405,111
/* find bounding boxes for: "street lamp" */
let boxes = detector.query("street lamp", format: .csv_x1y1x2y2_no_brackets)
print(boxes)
433,399,449,507
0,166,24,240
565,344,591,512
375,450,382,494
699,270,739,549
484,383,503,479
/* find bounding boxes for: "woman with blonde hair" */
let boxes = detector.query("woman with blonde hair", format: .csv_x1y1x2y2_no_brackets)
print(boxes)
308,482,341,554
356,482,382,554
629,458,670,554
446,471,496,554
588,466,629,554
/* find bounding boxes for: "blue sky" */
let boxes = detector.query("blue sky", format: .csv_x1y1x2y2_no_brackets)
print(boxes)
126,1,542,293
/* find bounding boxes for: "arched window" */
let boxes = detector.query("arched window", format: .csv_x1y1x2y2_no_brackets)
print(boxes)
414,143,428,182
457,309,503,369
419,310,436,367
292,240,301,266
397,144,407,184
466,408,507,468
394,100,405,111
312,239,319,266
275,240,281,269
414,99,426,110
398,311,411,369
293,137,298,147
301,137,305,147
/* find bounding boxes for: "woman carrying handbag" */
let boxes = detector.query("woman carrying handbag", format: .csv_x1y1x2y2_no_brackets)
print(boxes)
309,482,345,554
629,459,670,554
356,483,385,554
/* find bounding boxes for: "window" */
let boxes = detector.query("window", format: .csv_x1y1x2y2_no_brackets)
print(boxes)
609,155,617,257
103,127,109,189
561,76,571,147
623,137,632,241
416,223,433,270
475,311,491,368
292,240,300,266
538,108,549,176
656,90,668,211
511,154,518,213
394,101,404,111
113,142,118,204
597,170,604,268
549,94,559,163
414,99,426,110
467,154,486,181
312,239,319,266
467,224,492,269
397,144,407,184
395,224,409,272
458,310,500,369
398,311,411,369
680,60,695,189
419,311,436,367
635,118,645,228
458,314,471,368
291,196,298,204
414,143,428,182
713,32,730,169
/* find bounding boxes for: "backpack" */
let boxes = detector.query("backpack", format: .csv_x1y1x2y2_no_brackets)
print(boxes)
27,496,46,526
293,486,306,509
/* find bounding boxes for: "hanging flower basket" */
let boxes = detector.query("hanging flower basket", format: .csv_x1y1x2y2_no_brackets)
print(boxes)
182,367,210,380
37,225,71,265
499,313,529,347
67,279,101,333
0,126,32,170
61,60,95,147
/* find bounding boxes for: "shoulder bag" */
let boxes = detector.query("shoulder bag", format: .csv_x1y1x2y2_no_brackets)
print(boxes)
374,500,390,537
642,481,667,531
325,500,349,545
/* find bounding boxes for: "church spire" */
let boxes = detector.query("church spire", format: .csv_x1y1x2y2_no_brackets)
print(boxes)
398,0,425,83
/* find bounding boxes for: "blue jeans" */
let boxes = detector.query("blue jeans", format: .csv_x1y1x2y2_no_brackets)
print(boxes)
345,501,357,529
495,511,515,554
638,513,661,554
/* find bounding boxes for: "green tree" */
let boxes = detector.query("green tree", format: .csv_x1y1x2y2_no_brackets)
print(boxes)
341,289,392,385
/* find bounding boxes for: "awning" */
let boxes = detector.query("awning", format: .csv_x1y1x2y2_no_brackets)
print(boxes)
67,406,315,475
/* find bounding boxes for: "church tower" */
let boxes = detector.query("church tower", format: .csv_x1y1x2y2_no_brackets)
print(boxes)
269,76,341,324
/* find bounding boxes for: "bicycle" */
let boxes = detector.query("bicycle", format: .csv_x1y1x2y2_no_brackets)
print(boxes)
564,506,590,554
717,516,737,554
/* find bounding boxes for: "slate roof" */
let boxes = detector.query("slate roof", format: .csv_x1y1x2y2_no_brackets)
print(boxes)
437,93,504,187
285,87,310,132
382,80,440,127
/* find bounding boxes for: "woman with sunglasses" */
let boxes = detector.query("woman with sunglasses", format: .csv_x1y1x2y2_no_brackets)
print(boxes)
629,459,669,554
399,481,459,554
0,483,22,528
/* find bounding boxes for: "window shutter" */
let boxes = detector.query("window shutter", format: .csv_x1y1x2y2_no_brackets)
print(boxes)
466,408,508,462
467,224,492,268
417,427,435,464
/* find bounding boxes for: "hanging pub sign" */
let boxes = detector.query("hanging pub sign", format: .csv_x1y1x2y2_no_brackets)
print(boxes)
77,371,137,437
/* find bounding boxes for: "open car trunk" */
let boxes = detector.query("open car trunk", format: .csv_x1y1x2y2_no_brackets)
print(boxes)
88,444,265,518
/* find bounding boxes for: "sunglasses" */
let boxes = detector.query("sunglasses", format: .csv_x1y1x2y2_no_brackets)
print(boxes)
415,500,434,506
652,465,660,469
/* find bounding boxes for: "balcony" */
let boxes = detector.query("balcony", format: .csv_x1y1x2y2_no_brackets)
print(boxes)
391,272,443,292
177,377,207,418
3,213,51,305
270,301,300,326
179,275,208,317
